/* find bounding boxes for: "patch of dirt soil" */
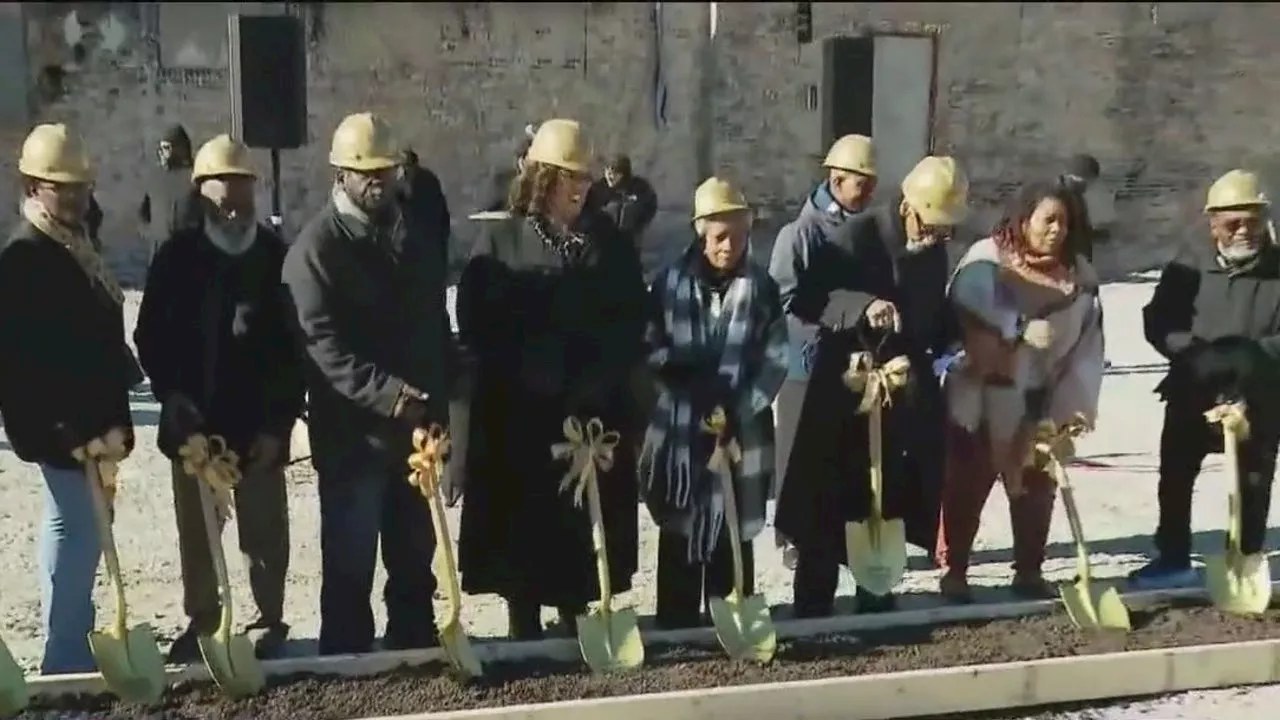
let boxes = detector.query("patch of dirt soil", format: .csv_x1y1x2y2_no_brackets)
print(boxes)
26,601,1280,720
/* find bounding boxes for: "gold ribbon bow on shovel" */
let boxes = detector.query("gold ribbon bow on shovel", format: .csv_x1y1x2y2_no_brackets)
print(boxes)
842,352,912,597
1028,415,1131,632
702,407,777,663
0,633,28,718
1203,402,1272,615
178,434,266,698
551,417,644,673
407,425,482,680
72,429,166,705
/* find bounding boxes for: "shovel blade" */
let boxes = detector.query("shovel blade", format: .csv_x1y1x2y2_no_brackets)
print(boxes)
198,633,265,698
1207,553,1273,615
845,519,908,596
1059,581,1100,629
576,607,644,674
709,592,777,663
89,623,166,704
1095,586,1132,631
439,620,483,679
0,638,28,718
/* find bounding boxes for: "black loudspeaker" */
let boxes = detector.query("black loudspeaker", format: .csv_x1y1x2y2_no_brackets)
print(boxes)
228,15,308,150
820,36,874,153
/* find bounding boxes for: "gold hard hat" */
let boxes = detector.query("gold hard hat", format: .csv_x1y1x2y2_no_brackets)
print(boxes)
692,176,750,221
329,112,398,172
1205,169,1270,212
823,134,876,177
901,156,969,226
192,134,256,183
18,123,92,184
524,119,590,174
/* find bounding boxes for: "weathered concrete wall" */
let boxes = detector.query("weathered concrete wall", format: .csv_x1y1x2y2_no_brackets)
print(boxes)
7,2,1280,284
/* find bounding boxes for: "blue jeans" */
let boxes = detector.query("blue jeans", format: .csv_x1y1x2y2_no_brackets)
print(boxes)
38,464,101,675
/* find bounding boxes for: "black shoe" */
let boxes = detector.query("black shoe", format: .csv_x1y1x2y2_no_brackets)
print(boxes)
856,588,896,613
507,602,544,641
383,630,438,652
555,605,586,636
166,625,204,665
245,619,290,659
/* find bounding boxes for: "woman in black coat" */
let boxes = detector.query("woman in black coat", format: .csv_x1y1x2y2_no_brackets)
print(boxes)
456,119,647,639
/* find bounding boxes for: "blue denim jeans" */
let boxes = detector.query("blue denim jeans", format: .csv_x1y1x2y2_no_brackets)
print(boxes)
38,463,101,675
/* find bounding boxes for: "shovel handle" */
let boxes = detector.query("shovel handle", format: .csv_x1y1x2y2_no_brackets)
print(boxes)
867,402,885,524
1223,426,1244,555
425,470,465,628
715,449,748,599
84,460,129,638
584,465,613,615
1053,461,1094,585
194,473,236,641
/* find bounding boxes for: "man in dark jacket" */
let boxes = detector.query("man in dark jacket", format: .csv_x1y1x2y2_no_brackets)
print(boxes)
134,134,305,663
396,148,451,268
774,156,968,616
283,112,454,655
1131,169,1280,590
139,123,200,264
768,134,878,520
584,154,659,242
0,123,137,674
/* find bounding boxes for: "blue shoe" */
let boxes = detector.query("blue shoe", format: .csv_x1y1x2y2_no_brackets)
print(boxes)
1127,559,1197,590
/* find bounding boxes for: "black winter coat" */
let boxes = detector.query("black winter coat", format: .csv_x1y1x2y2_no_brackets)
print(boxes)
134,224,306,457
0,222,136,468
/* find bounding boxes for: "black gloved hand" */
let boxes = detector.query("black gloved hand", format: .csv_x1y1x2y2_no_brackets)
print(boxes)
1183,337,1266,396
158,393,204,459
657,350,717,391
393,385,431,429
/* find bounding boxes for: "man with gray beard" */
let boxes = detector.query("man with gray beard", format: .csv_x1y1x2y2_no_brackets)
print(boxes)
283,113,454,655
134,134,305,663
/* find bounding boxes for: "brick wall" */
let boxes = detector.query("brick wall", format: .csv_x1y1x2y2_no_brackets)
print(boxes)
7,2,1280,285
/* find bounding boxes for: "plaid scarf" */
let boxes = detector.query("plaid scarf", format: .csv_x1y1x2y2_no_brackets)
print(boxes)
639,243,789,563
22,197,124,305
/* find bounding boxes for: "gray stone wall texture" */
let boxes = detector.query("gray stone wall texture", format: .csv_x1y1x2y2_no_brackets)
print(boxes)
7,2,1278,284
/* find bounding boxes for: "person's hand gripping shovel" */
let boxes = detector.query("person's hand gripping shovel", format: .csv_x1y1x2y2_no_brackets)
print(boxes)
842,352,911,597
407,425,482,680
551,417,644,673
703,407,776,663
0,634,28,718
1204,401,1272,615
74,429,166,704
1030,415,1130,631
179,434,265,698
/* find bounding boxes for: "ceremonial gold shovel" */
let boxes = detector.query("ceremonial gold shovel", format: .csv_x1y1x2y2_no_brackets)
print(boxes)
0,636,27,718
408,425,482,680
552,417,644,673
704,408,776,663
77,431,166,704
1204,402,1272,615
1031,417,1131,631
182,435,265,698
843,353,911,597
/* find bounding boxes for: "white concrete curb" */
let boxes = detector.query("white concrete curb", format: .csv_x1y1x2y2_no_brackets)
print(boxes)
374,638,1280,720
20,581,1253,706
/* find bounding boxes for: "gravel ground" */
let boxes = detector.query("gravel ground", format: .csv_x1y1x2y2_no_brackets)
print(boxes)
1,278,1278,717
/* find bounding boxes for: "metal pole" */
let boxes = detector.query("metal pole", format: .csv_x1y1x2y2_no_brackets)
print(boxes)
269,148,283,233
695,2,718,184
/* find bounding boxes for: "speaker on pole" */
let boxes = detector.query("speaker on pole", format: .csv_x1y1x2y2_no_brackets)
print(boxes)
227,14,308,150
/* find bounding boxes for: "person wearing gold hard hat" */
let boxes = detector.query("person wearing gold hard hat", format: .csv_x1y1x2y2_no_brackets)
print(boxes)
283,112,456,654
767,133,878,565
0,123,137,674
639,177,788,629
937,179,1103,604
134,133,305,662
774,155,968,618
455,118,647,640
1129,168,1280,591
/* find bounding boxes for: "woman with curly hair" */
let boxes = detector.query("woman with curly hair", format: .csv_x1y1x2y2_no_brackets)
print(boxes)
455,119,648,639
933,179,1105,604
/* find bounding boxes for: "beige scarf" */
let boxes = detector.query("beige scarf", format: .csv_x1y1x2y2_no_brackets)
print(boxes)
22,197,124,305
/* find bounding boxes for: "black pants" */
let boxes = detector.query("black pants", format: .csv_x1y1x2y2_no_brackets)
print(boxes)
316,444,437,655
792,540,843,618
655,530,754,630
1157,404,1277,564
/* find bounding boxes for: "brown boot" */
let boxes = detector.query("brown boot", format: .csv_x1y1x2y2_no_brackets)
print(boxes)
939,571,972,604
